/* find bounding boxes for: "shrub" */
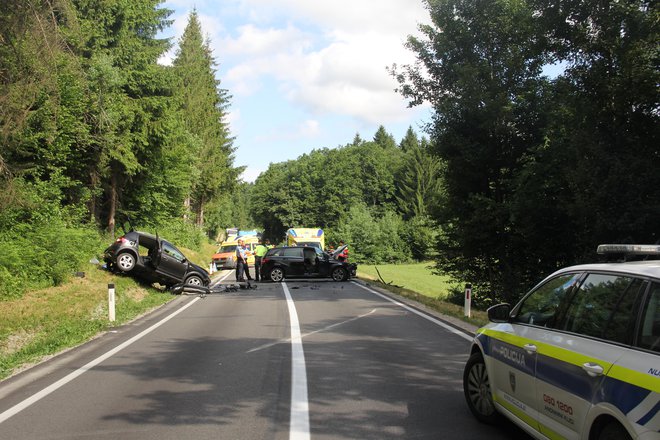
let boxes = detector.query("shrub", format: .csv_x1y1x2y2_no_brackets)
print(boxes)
145,218,206,250
0,220,104,300
330,204,412,264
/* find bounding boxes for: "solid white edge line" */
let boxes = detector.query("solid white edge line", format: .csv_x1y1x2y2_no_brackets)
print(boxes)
0,296,201,424
282,282,311,440
210,269,234,287
351,281,474,342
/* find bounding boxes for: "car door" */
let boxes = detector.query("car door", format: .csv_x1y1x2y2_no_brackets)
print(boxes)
587,281,660,439
494,272,583,435
282,247,305,276
315,248,331,276
302,247,318,274
533,273,645,440
156,241,188,281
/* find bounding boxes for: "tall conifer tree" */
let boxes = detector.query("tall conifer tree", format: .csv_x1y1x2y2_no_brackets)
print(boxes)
173,10,239,227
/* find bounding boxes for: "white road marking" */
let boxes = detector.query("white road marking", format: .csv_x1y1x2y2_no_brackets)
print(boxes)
352,281,473,342
0,297,201,424
210,269,234,287
246,308,378,354
282,282,311,440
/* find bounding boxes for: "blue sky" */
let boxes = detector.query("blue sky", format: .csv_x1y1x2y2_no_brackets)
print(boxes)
158,0,432,182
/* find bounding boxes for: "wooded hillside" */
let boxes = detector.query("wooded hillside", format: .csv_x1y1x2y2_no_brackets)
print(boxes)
1,0,658,306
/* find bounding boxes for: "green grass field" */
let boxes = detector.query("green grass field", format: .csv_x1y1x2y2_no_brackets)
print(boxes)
357,262,488,327
357,262,456,300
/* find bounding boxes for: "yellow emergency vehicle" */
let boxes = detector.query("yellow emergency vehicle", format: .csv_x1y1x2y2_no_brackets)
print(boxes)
286,228,324,250
211,231,260,269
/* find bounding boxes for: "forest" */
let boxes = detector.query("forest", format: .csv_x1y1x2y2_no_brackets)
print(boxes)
1,0,658,306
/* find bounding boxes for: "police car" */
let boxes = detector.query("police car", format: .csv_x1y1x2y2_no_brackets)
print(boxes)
463,244,660,440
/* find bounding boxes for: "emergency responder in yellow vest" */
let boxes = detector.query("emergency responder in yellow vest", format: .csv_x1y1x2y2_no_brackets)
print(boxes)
253,239,269,281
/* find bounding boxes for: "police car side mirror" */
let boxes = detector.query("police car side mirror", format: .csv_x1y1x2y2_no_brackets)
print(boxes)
487,303,511,323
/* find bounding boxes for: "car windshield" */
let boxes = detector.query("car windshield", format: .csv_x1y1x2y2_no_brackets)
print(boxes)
219,245,237,252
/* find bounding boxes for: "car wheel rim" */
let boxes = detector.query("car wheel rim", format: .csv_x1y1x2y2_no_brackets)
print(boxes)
271,269,283,282
466,362,495,416
118,254,133,270
187,277,202,286
332,269,344,281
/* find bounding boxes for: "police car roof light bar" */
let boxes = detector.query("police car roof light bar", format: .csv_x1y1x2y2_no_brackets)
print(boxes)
597,244,660,255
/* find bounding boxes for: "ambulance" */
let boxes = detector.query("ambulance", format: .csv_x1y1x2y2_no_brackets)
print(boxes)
464,244,660,440
285,228,324,250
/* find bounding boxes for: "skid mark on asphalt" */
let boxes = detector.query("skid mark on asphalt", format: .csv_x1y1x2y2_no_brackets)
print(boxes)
352,281,473,342
245,308,379,354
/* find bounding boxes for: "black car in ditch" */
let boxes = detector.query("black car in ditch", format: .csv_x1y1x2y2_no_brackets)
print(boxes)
103,230,210,288
260,246,357,282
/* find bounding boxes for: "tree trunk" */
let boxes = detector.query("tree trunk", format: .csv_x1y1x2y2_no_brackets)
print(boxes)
183,196,190,220
196,195,205,227
108,170,117,237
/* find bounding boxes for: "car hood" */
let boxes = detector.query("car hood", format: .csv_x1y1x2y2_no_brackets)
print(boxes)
189,262,211,279
212,251,234,259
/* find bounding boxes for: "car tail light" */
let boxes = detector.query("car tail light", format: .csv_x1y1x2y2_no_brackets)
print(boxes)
115,236,127,244
262,257,269,264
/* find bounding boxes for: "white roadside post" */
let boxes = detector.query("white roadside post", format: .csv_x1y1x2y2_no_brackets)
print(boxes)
464,283,472,318
108,283,116,322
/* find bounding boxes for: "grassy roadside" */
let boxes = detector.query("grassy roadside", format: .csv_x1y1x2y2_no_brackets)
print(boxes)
0,241,217,381
2,251,484,382
357,263,489,328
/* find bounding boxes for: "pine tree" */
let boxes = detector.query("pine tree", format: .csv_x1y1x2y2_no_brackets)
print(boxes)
173,10,239,227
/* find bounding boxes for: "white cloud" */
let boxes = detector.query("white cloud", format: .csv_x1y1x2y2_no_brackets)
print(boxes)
213,0,429,123
226,109,241,126
221,24,310,57
240,0,428,35
240,166,265,183
162,0,431,138
299,119,320,137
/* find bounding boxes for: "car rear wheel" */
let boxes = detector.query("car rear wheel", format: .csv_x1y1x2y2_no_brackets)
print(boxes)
331,267,347,281
463,352,499,424
116,252,136,272
186,275,204,286
269,267,284,282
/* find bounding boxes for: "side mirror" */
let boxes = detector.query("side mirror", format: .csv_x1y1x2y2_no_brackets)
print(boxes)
487,303,511,323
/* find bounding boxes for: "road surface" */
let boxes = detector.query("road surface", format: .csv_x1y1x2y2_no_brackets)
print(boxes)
0,271,530,439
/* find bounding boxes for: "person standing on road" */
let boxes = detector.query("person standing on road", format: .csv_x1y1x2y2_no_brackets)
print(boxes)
253,239,268,281
235,239,252,282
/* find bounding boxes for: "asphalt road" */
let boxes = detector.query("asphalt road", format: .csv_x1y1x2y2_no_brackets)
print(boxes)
0,271,531,439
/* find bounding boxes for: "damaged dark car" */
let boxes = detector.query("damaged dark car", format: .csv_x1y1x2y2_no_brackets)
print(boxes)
261,245,357,282
103,230,210,289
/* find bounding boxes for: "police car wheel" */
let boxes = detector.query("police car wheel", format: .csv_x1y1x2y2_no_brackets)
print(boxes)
597,421,631,440
463,352,499,424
